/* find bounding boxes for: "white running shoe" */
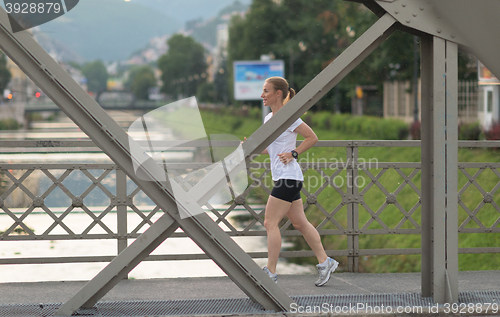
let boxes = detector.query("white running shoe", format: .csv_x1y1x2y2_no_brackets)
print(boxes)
263,266,278,283
315,257,339,287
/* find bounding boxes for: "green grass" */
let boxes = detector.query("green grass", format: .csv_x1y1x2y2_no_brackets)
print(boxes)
0,118,21,130
199,108,500,273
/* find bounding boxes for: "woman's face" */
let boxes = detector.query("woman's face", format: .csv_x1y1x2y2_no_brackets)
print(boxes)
261,82,280,107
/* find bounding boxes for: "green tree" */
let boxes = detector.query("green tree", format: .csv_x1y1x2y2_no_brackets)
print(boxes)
82,60,108,94
196,82,214,103
67,61,82,70
228,0,369,109
126,65,157,100
0,51,12,94
158,34,207,99
227,0,424,111
213,58,229,104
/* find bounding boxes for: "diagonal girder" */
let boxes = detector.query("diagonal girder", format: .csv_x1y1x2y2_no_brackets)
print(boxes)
0,6,398,316
372,0,500,80
60,212,180,315
0,7,293,316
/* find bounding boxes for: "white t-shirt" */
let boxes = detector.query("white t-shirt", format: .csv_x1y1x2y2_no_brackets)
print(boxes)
264,112,304,181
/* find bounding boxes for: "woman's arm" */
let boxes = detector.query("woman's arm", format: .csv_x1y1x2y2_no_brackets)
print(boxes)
244,137,269,154
293,122,318,155
277,122,318,164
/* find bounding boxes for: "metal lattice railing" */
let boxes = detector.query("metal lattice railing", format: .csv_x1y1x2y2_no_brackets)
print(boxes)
1,140,499,272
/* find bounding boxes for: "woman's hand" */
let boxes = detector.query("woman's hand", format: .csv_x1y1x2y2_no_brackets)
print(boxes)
278,152,294,164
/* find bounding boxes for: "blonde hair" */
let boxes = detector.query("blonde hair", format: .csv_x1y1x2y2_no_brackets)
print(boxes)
265,76,296,104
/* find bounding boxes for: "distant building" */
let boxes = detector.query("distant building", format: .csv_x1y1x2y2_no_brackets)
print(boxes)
383,79,479,125
477,61,500,129
126,34,169,66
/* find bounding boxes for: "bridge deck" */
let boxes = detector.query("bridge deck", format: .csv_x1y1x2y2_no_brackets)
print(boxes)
1,271,498,316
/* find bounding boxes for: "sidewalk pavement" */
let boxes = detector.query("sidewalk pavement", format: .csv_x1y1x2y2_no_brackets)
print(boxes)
0,271,499,305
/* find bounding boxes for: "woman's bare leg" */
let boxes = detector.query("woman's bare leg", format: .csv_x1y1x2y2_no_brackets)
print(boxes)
286,199,328,264
264,196,292,273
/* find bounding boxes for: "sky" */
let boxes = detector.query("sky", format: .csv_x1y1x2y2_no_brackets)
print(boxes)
122,0,252,24
0,0,253,61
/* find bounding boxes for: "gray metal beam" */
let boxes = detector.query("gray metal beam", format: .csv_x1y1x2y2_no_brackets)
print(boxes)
61,11,396,311
0,7,293,316
420,33,433,300
116,169,128,274
346,146,359,272
431,0,500,80
57,213,180,315
420,34,458,304
444,40,459,304
373,0,500,79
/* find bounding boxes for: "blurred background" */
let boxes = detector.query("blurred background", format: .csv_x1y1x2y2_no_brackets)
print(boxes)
0,0,499,282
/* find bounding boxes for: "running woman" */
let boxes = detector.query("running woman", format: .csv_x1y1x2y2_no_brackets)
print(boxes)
258,76,338,286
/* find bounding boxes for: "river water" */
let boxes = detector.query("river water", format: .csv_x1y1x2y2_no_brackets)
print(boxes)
0,113,315,283
0,211,314,283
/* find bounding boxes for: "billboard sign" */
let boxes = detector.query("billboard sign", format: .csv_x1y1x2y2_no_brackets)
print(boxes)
233,60,284,100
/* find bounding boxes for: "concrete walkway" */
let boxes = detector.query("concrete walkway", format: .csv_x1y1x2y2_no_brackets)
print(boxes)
1,271,498,305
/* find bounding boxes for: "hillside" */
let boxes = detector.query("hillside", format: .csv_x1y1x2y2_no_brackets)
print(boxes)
33,29,86,64
133,0,251,23
37,0,181,62
184,1,249,48
126,1,249,65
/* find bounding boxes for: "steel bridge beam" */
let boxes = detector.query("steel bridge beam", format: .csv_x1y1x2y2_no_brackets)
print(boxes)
420,35,459,304
0,6,398,317
372,0,500,79
357,0,500,304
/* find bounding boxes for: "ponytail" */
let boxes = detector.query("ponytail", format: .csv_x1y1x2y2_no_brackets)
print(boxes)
284,87,295,105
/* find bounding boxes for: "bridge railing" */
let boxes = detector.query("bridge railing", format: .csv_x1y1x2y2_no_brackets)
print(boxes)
1,140,499,272
23,99,169,112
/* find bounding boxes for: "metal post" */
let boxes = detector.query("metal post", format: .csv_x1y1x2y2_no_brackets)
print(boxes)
445,40,459,303
420,34,458,303
420,33,433,299
116,169,128,259
347,145,359,272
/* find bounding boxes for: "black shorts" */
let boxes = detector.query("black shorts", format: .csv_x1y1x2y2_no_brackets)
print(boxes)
270,179,303,203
